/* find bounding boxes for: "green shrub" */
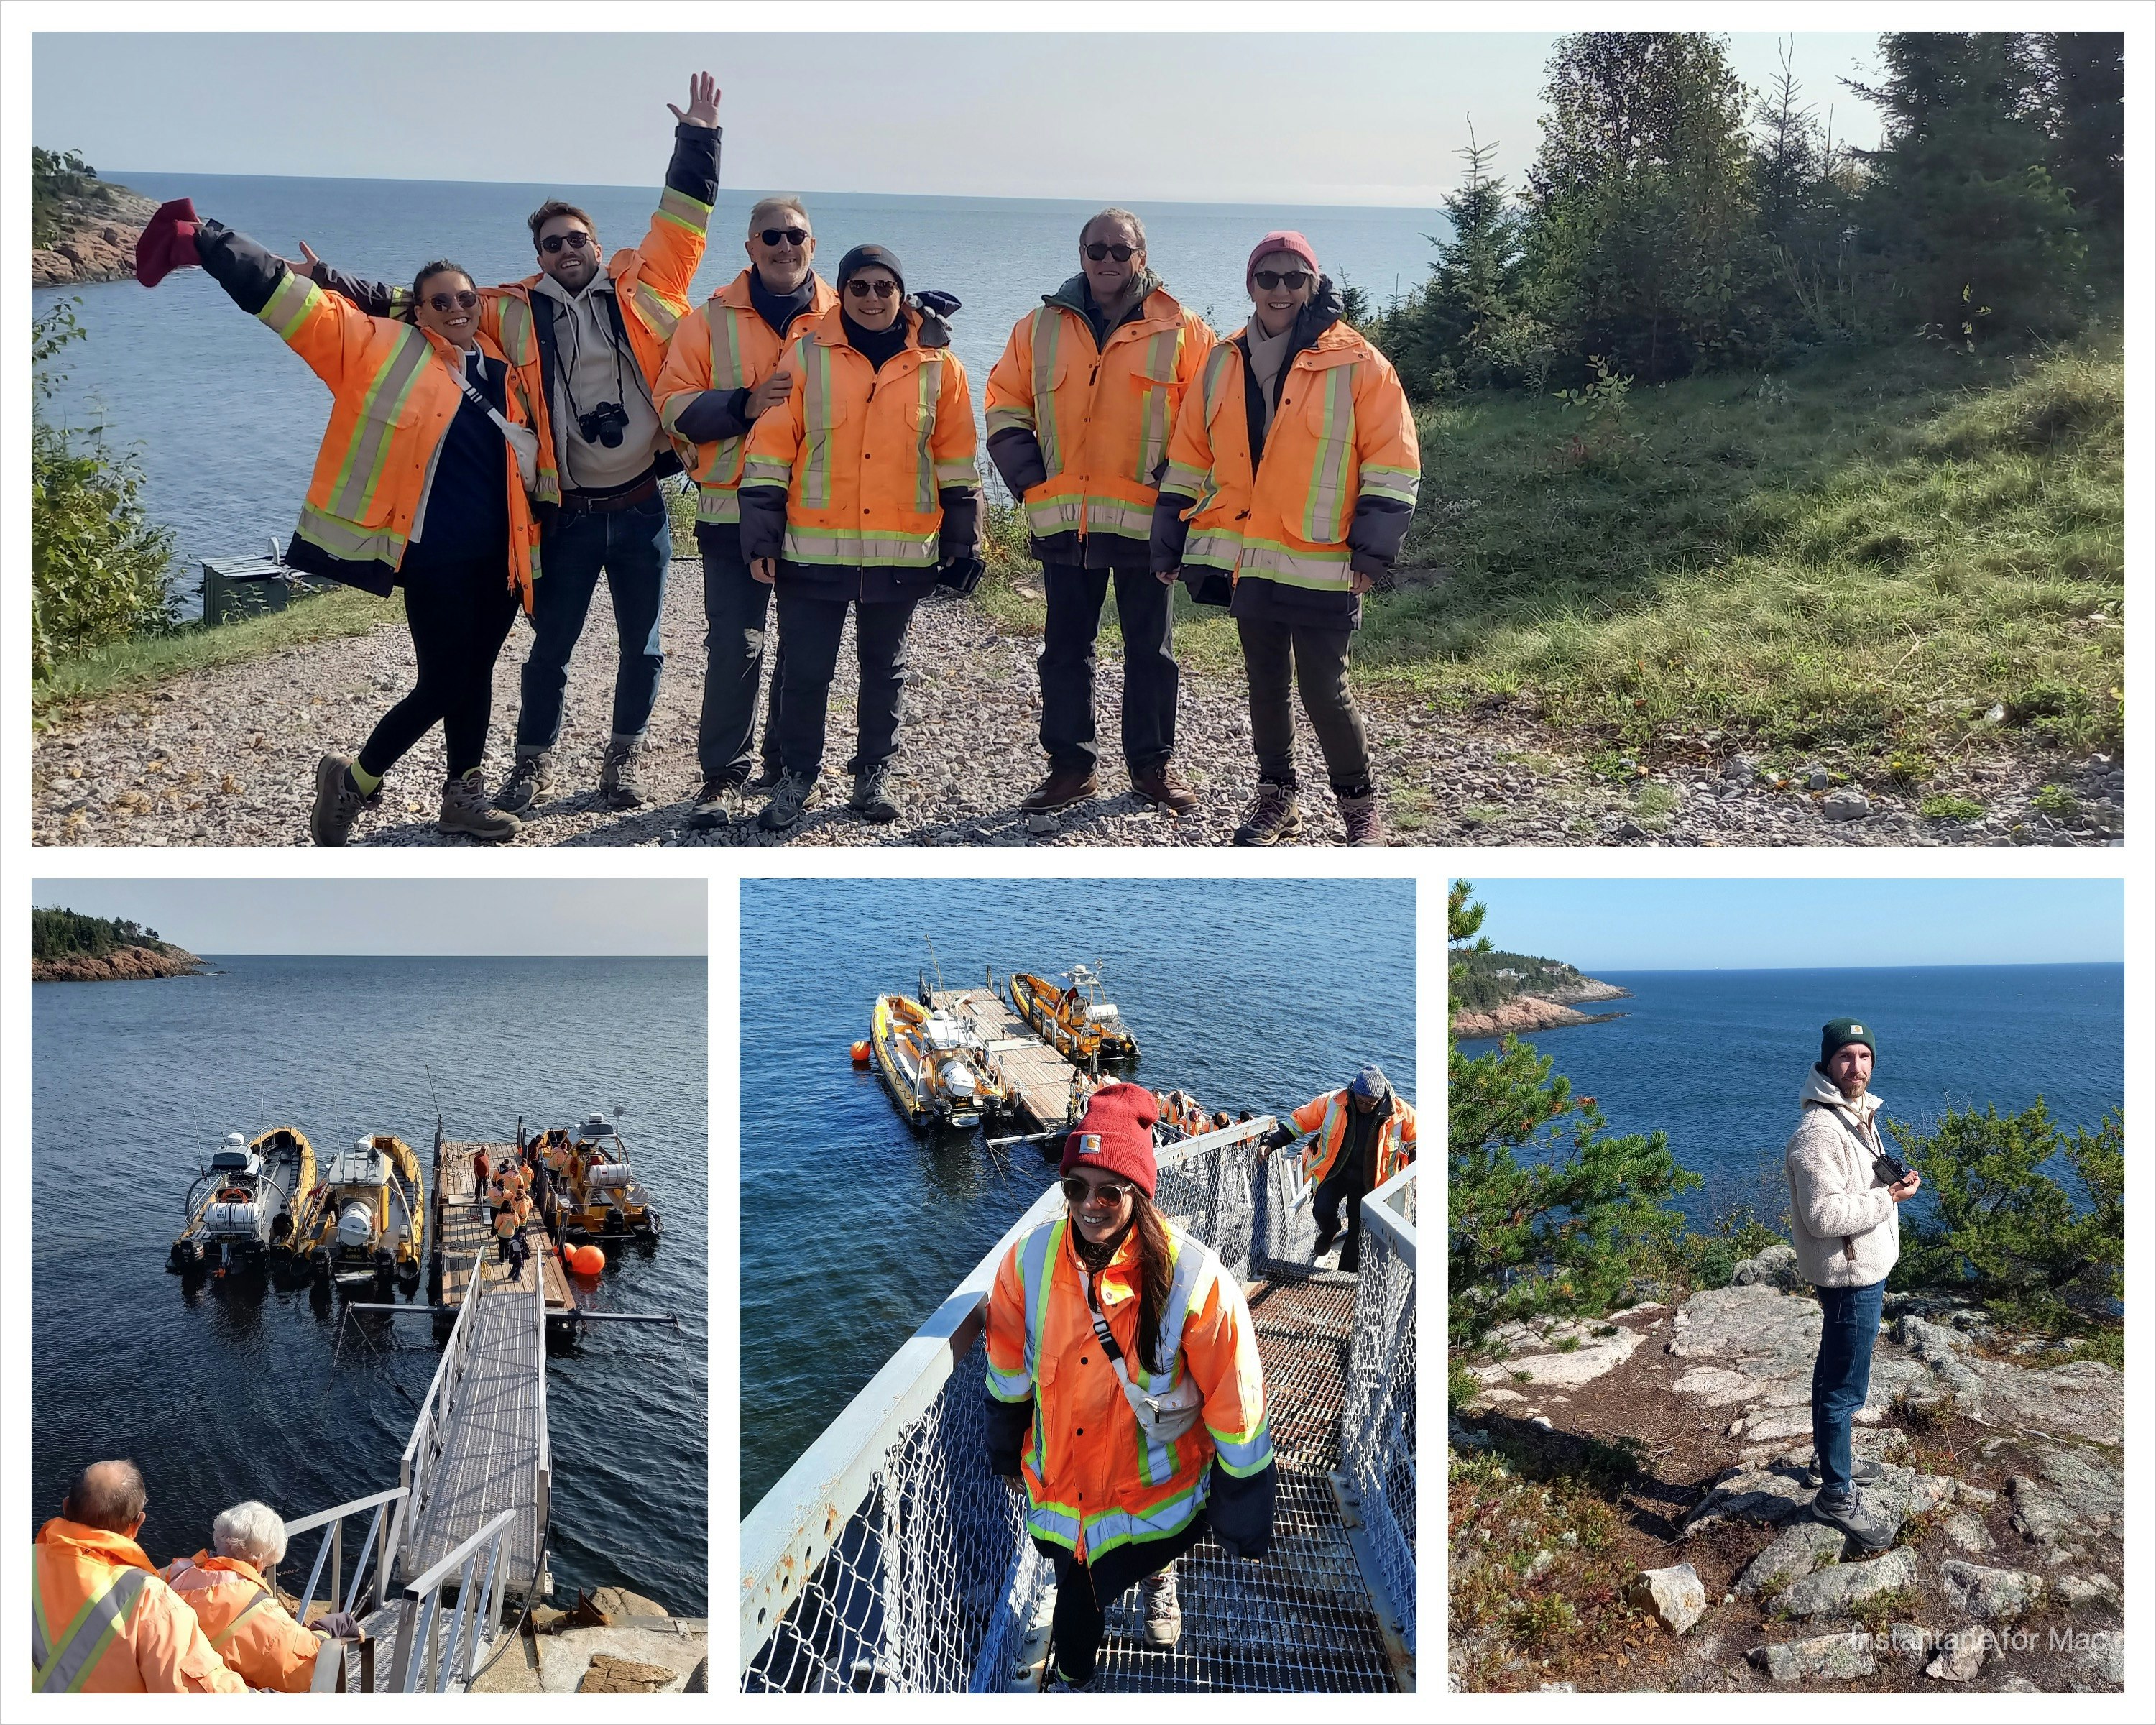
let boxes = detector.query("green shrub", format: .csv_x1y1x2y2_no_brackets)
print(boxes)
1921,794,1987,822
30,302,175,676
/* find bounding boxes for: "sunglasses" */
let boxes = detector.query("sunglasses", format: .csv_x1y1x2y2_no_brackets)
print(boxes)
1084,242,1138,262
1253,269,1312,291
426,289,481,313
540,231,594,254
760,226,811,247
845,278,900,300
1062,1175,1134,1207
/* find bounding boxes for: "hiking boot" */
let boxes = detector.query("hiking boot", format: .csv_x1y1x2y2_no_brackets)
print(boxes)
1130,763,1199,814
310,753,375,847
598,735,647,809
1233,778,1302,846
1800,1457,1886,1489
1338,787,1386,845
1141,1566,1181,1648
1021,763,1098,813
687,775,744,832
492,746,552,814
1810,1487,1895,1551
756,769,818,832
439,771,522,843
747,756,785,794
850,760,903,824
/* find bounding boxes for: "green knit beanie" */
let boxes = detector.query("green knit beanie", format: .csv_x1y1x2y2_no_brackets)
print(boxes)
1820,1016,1876,1067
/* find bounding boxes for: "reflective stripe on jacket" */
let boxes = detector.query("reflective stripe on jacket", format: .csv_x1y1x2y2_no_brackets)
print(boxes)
1291,1088,1418,1186
250,267,541,609
657,270,840,525
984,286,1212,548
160,1552,324,1693
984,1215,1272,1563
31,1520,244,1693
1158,321,1419,592
740,305,979,571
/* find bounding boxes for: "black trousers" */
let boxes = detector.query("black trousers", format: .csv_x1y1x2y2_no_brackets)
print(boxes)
1235,615,1372,793
1038,562,1179,773
773,589,920,777
1038,1512,1209,1688
1314,1154,1373,1272
696,548,785,783
359,556,519,781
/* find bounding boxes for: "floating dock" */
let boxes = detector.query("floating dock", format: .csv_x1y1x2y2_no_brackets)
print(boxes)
927,985,1092,1137
433,1139,577,1339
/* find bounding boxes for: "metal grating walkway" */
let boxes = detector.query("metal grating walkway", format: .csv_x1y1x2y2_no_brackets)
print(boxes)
1083,1268,1398,1693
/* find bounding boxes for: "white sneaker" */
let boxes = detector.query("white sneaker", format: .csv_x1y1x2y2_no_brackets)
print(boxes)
1141,1565,1181,1648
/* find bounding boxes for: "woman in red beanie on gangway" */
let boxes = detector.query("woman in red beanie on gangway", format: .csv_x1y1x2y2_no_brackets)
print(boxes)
983,1084,1276,1691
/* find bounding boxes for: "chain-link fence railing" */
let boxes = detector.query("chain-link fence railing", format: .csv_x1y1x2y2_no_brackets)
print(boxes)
1340,1164,1417,1655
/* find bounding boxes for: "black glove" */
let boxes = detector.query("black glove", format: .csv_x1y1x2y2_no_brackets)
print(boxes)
936,556,985,594
1182,568,1235,607
315,1610,362,1639
1262,1122,1297,1151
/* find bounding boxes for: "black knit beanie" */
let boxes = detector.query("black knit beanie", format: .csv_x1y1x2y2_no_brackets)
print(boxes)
1819,1016,1876,1068
835,244,904,297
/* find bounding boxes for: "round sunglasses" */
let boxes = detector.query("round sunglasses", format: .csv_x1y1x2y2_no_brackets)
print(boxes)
759,226,811,247
845,278,900,299
1062,1174,1135,1207
426,289,481,313
1084,242,1138,262
1253,269,1312,291
540,231,594,254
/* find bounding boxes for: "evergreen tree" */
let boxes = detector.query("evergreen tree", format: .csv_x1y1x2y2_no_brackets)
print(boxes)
2034,32,2124,275
1850,32,2084,339
1448,880,1700,1349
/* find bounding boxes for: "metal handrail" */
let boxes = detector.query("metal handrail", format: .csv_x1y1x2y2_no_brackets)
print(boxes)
1361,1160,1419,1265
386,1507,517,1693
739,1115,1275,1671
277,1484,410,1624
396,1248,484,1568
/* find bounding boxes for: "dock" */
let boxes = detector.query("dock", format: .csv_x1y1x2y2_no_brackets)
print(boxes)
434,1140,576,1334
928,985,1092,1136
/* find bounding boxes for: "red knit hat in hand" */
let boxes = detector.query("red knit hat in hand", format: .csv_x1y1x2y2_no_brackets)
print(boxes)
1060,1082,1161,1197
135,198,203,287
1246,229,1319,293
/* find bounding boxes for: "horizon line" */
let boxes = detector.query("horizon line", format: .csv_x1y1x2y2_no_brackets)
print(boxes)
1552,960,2123,973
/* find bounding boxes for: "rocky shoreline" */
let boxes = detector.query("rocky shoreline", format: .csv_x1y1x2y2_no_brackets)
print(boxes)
31,183,157,287
31,565,2126,848
32,942,206,983
1452,975,1631,1039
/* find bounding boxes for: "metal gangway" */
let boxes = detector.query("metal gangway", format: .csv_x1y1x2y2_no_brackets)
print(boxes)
741,1116,1419,1693
273,1241,553,1693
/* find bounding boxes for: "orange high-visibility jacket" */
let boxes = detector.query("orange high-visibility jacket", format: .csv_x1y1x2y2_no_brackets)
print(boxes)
307,125,717,513
740,305,980,574
984,282,1213,555
657,270,841,530
31,1520,245,1694
250,269,542,609
1156,321,1419,597
1291,1088,1419,1186
160,1552,325,1693
985,1215,1273,1563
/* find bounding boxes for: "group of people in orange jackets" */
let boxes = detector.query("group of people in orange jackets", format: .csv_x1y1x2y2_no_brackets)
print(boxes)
138,73,1419,847
32,1463,360,1693
985,1067,1415,1689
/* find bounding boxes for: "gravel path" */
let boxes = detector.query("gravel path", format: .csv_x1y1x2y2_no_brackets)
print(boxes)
32,561,2126,848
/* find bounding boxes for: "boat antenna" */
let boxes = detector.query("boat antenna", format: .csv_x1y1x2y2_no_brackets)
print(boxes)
924,935,947,994
425,1063,444,1138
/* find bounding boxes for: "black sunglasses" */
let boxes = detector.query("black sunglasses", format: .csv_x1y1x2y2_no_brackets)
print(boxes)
1062,1175,1134,1206
845,278,899,299
760,226,811,247
1253,269,1312,291
1085,242,1137,262
426,289,481,313
540,231,594,254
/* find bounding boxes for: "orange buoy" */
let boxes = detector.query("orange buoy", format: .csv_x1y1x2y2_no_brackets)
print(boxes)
568,1243,605,1276
850,1039,872,1065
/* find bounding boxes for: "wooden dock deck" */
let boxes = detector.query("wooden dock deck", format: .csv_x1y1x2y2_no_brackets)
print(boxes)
929,986,1092,1136
436,1141,573,1318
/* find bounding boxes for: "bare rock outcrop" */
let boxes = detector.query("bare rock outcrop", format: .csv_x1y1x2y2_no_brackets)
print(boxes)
31,185,157,286
32,942,205,982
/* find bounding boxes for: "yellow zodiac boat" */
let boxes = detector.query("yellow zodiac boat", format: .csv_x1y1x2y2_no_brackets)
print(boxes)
1008,965,1139,1063
288,1132,425,1291
870,993,1011,1131
170,1127,317,1275
544,1113,663,1247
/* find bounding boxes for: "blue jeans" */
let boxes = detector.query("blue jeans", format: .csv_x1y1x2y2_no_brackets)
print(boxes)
1810,1277,1886,1498
515,492,672,749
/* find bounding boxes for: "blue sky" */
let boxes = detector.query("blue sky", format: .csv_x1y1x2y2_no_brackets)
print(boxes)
1457,879,2125,972
33,879,707,955
32,28,1886,207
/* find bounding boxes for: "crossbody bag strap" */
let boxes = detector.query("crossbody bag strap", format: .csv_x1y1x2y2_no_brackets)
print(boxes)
1082,1269,1157,1420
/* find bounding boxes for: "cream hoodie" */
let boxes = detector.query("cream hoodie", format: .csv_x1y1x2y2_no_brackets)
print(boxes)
1783,1067,1899,1289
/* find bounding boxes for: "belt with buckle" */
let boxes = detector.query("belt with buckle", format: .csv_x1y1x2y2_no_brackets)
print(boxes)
559,477,659,515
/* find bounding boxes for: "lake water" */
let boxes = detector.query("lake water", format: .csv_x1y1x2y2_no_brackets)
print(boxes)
1457,964,2127,1227
34,175,1440,612
738,877,1418,1511
29,955,709,1614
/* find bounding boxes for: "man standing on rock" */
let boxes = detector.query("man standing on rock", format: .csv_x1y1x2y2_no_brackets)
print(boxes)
1786,1017,1921,1550
985,210,1214,818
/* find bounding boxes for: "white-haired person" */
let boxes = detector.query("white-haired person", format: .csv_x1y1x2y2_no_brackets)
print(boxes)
161,1500,360,1691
